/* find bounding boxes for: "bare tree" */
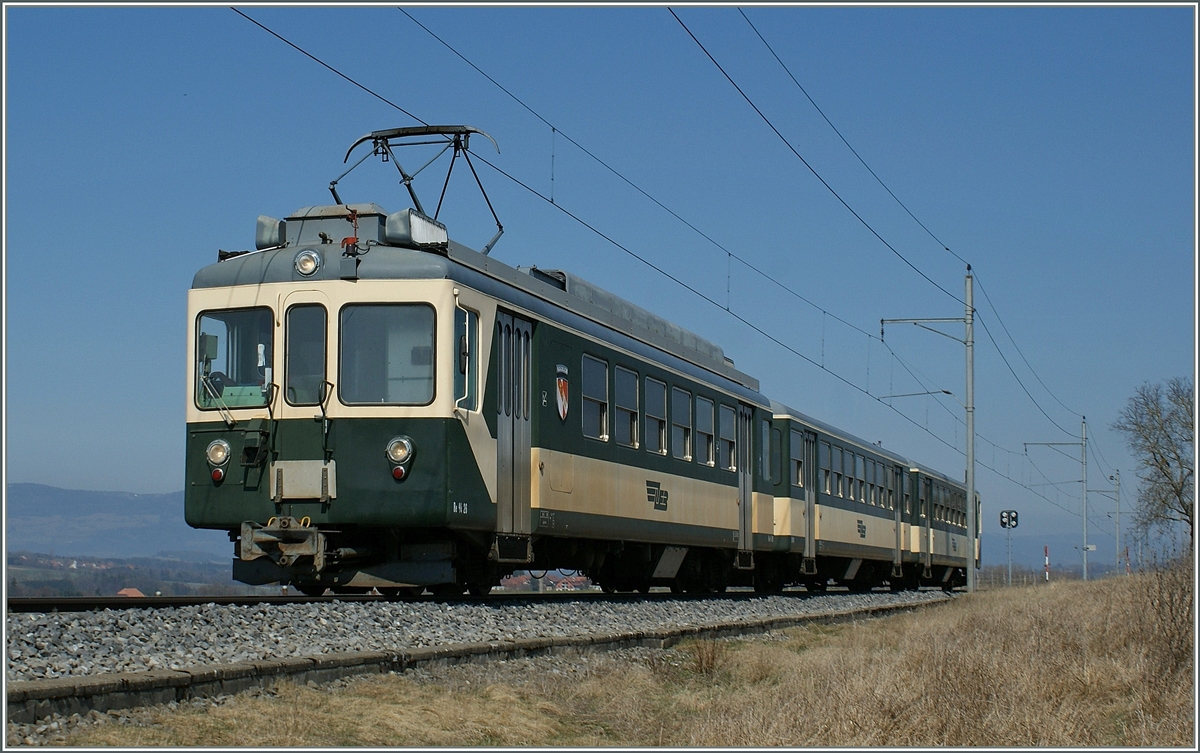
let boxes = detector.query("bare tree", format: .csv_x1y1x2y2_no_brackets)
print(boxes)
1112,377,1194,544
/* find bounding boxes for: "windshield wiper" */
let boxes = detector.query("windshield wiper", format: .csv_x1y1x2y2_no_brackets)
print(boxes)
200,374,238,428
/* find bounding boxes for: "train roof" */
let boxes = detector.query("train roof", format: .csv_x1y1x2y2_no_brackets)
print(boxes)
770,399,967,489
192,203,761,395
769,400,908,463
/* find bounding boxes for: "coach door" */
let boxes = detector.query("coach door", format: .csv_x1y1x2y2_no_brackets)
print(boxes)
735,404,755,569
802,431,818,573
493,312,533,563
891,465,904,579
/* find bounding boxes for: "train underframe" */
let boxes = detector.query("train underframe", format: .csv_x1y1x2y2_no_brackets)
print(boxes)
229,517,966,596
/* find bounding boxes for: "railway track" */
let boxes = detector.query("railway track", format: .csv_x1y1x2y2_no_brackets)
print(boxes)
7,590,952,725
5,585,894,614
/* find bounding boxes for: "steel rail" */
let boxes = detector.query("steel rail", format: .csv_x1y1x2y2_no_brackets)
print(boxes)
6,595,951,725
5,586,899,614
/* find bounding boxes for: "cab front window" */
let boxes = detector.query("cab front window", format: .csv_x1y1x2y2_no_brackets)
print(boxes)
196,307,274,409
339,304,436,405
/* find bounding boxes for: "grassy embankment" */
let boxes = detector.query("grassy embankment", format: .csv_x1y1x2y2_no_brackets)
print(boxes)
65,563,1194,747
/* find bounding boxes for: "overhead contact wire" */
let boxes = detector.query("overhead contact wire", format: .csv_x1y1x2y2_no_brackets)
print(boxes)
740,8,1083,437
739,8,967,268
669,8,964,307
231,8,428,126
237,7,1071,515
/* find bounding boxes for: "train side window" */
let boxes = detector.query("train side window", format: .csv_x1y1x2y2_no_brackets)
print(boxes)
672,388,692,461
841,449,852,500
855,455,866,503
819,442,831,493
285,304,326,406
903,474,911,515
832,447,843,497
582,354,609,441
920,479,929,518
645,377,667,454
696,396,715,466
759,420,769,481
719,405,737,471
453,307,478,411
770,427,782,484
790,429,804,487
614,366,639,448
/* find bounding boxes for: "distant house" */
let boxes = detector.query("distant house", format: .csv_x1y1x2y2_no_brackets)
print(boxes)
116,587,145,597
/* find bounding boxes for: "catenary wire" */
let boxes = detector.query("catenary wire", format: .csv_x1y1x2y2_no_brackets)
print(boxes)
738,8,967,268
396,5,1052,467
739,7,1084,437
231,8,428,127
234,7,1084,519
669,8,964,307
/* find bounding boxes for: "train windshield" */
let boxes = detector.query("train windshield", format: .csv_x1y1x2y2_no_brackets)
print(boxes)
339,304,436,405
196,308,274,409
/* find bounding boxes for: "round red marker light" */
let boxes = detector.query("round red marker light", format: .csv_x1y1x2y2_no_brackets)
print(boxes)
211,467,225,482
392,465,407,480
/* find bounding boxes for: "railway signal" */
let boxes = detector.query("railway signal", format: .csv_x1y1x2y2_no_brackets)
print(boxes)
1000,510,1018,586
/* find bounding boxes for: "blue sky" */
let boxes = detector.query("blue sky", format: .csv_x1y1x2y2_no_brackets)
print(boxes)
4,4,1195,570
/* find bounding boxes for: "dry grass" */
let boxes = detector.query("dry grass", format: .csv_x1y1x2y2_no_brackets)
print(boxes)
64,565,1194,747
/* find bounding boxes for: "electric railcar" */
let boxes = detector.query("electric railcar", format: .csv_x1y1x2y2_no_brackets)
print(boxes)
184,126,979,595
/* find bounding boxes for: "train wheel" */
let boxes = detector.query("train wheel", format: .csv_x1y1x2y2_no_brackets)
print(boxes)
295,584,327,597
467,583,493,597
430,583,466,597
331,586,370,595
806,579,827,593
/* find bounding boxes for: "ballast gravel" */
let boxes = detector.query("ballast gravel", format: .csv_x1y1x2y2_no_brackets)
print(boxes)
5,590,947,683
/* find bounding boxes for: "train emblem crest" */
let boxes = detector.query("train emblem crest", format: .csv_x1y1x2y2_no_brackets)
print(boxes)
555,364,569,421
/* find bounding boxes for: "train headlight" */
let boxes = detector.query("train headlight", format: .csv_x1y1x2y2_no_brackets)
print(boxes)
386,436,414,464
206,439,231,466
295,249,322,276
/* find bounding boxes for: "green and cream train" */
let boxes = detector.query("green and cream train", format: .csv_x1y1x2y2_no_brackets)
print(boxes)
185,131,979,596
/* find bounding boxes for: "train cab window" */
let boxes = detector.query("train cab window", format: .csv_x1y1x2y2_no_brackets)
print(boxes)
819,442,831,494
645,377,667,454
672,388,692,461
285,305,326,406
790,429,804,488
696,396,715,466
196,307,274,409
832,447,843,497
582,354,609,441
719,405,737,471
614,366,638,448
340,304,435,405
453,307,479,411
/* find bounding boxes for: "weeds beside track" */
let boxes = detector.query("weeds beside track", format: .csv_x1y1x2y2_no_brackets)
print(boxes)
37,563,1196,747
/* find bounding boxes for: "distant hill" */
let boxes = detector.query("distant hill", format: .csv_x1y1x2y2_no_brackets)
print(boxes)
5,484,230,561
